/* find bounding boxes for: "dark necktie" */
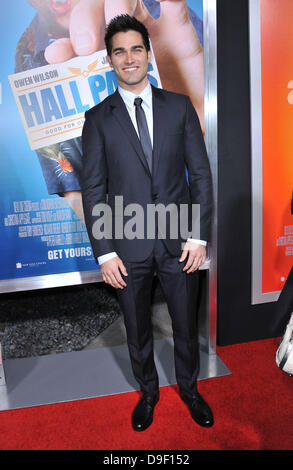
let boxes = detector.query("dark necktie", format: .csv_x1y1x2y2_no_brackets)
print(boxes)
134,97,153,174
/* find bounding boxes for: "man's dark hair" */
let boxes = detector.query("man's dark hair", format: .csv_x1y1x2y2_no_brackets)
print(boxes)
104,14,151,56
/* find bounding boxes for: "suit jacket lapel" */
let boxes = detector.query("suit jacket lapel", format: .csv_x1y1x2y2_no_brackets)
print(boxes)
109,89,151,177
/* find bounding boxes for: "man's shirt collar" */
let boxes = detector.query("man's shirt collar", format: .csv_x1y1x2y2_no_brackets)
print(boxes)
118,82,152,109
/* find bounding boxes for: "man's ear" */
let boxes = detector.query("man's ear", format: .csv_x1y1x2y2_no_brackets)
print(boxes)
107,55,112,67
147,49,152,63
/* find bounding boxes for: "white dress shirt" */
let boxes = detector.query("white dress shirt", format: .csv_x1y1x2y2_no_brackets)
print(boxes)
118,82,153,147
97,83,206,265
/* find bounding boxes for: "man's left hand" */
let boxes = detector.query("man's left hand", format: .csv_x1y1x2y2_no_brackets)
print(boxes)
179,242,206,273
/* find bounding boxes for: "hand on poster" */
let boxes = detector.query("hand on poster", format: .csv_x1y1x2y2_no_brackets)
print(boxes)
29,0,204,128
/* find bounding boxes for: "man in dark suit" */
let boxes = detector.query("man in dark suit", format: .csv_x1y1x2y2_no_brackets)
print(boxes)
81,15,214,431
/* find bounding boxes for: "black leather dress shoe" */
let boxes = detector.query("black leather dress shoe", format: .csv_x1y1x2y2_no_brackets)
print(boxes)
180,391,214,428
132,392,159,432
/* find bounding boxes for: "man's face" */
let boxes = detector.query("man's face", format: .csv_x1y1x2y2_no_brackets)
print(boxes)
107,30,151,92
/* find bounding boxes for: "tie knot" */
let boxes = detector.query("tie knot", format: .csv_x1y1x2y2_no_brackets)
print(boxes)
134,97,143,107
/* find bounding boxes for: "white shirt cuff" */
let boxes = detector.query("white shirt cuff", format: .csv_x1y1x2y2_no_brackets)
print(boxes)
97,252,118,265
98,241,206,264
187,238,207,246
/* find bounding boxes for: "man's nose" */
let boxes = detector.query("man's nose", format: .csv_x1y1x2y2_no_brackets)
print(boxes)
125,51,135,63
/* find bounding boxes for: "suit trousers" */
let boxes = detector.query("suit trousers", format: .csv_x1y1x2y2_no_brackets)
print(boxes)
117,238,200,397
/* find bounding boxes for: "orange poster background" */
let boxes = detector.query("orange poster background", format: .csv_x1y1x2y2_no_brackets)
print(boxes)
260,0,293,293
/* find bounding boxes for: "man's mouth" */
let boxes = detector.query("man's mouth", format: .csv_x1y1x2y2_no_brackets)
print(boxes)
50,0,71,15
123,67,139,72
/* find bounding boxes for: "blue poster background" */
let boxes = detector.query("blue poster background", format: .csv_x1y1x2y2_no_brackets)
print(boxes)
0,0,203,284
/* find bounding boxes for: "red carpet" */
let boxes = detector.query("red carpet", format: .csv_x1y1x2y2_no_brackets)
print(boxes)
0,337,292,450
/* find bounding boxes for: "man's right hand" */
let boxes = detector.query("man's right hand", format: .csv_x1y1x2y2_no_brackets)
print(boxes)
100,256,128,289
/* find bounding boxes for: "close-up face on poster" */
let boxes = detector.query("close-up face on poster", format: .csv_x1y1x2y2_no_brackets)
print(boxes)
0,0,204,290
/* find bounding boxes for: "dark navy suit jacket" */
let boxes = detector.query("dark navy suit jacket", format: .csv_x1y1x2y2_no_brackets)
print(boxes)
81,85,213,262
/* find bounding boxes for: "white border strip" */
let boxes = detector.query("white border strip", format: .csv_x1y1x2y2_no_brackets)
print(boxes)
249,0,280,304
203,0,218,351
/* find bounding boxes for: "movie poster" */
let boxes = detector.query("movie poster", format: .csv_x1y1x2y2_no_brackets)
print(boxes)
0,0,203,291
0,0,204,291
250,0,293,303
